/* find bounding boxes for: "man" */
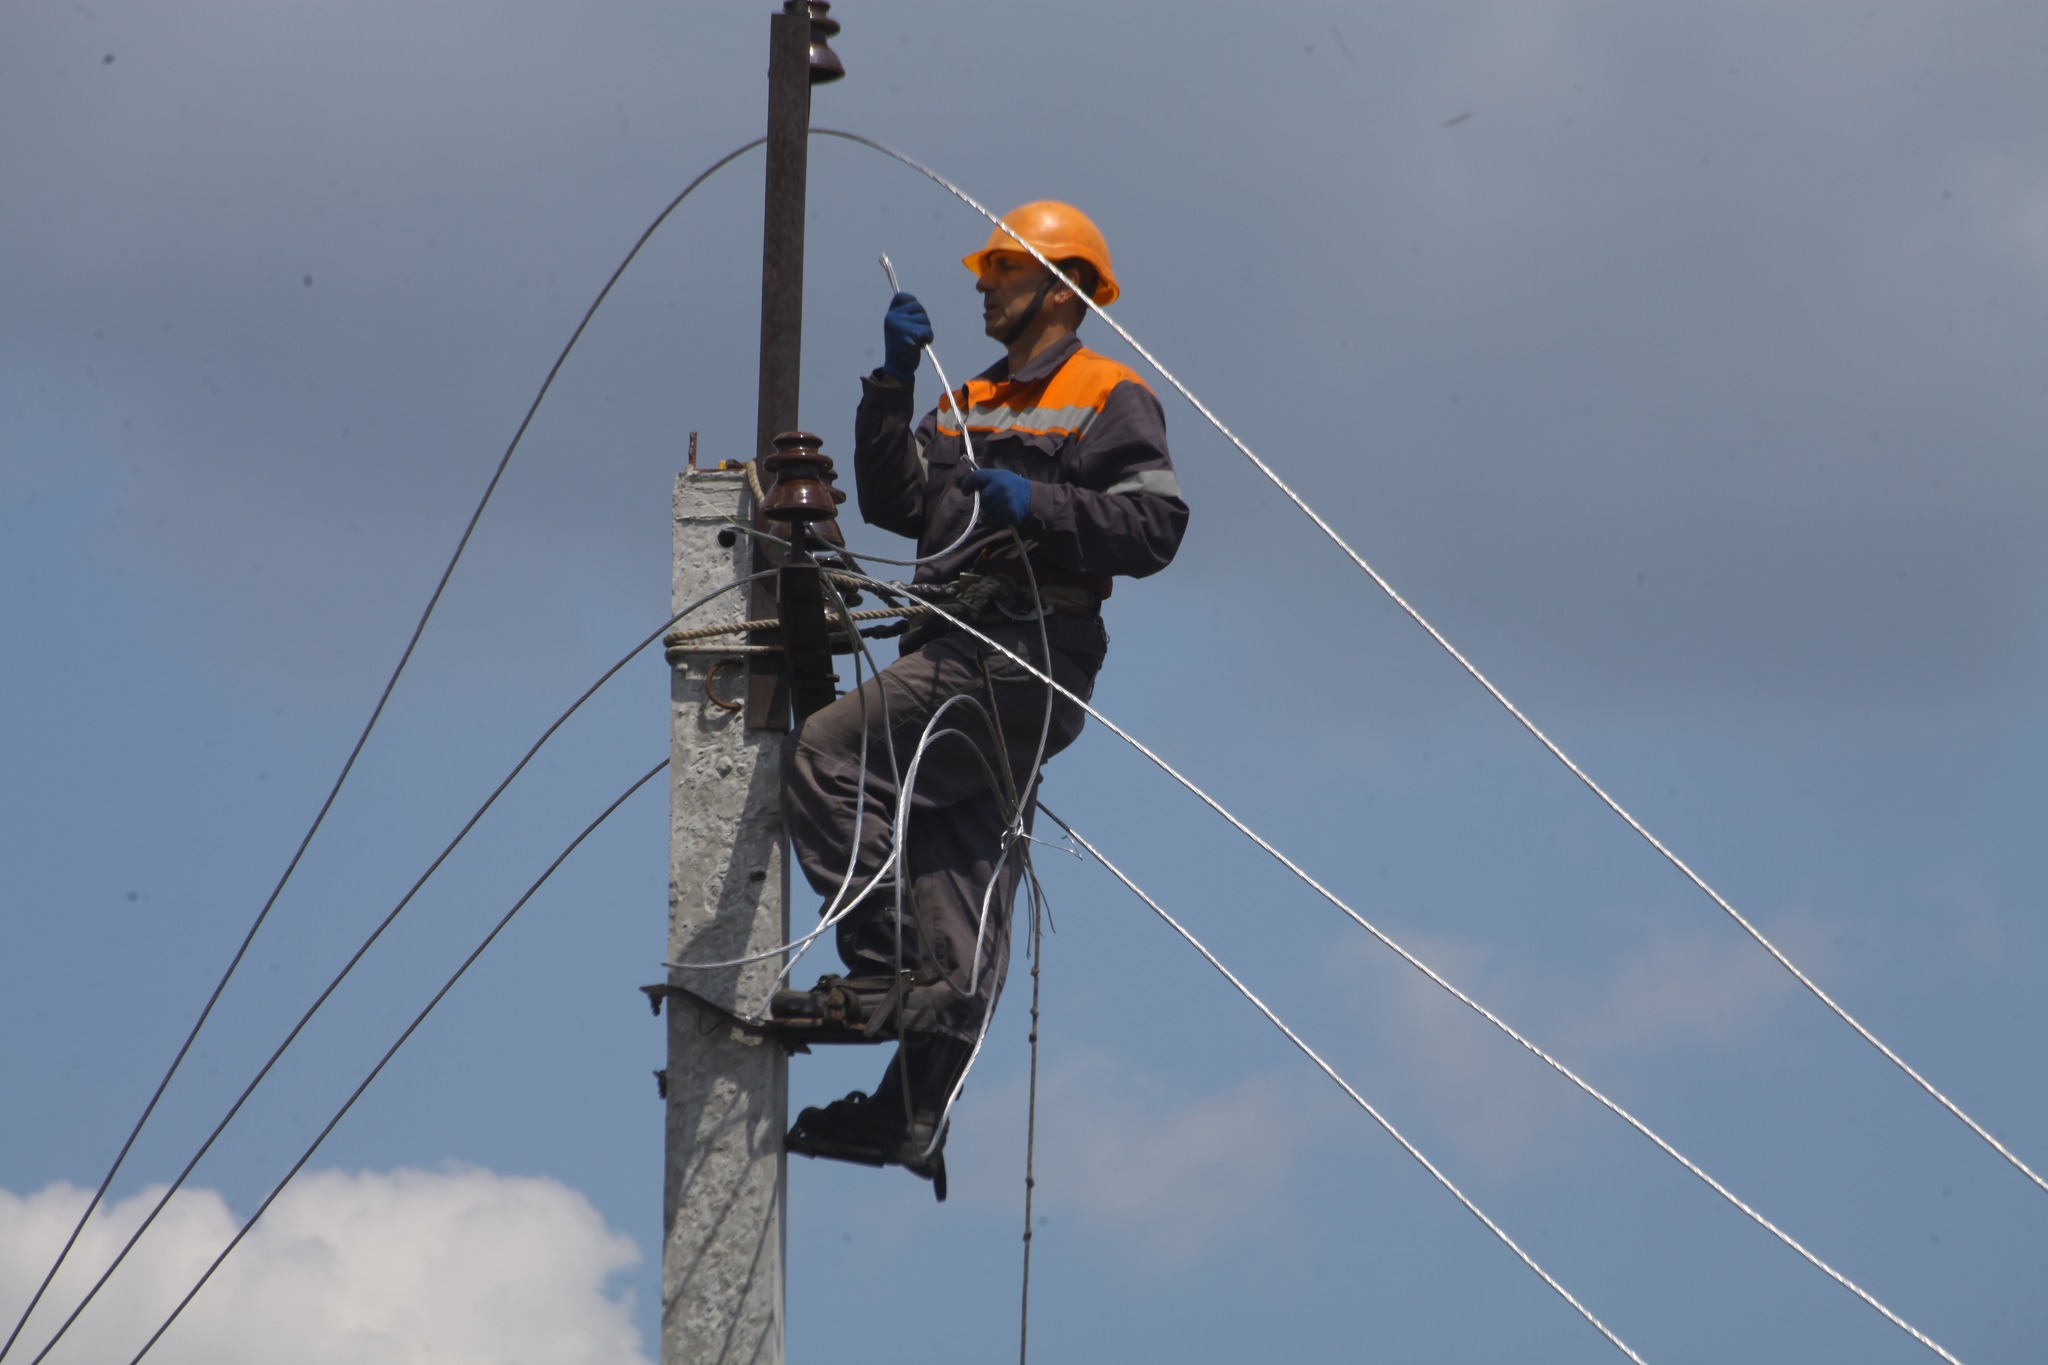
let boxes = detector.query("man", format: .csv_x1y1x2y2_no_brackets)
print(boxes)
776,201,1187,1198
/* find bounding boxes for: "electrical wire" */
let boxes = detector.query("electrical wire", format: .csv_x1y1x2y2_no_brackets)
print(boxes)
842,568,1969,1364
661,489,904,987
812,545,1056,1162
665,404,1056,1045
684,493,1055,1156
923,536,1058,1155
680,526,1033,1150
20,580,758,1365
658,553,1014,1020
823,337,988,566
791,283,1064,1121
113,758,671,1365
810,492,983,569
812,126,2047,1198
0,135,772,1365
1015,861,1048,1365
1037,805,1647,1365
759,528,1058,1153
660,581,1024,1028
824,255,990,569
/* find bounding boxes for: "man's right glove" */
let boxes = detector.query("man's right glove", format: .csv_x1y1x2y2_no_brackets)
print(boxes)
881,292,934,383
958,466,1033,528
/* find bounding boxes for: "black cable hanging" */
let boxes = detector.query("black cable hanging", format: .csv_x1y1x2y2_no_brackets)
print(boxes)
16,579,757,1365
1016,862,1049,1365
2,135,767,1363
809,124,2048,1200
113,759,671,1365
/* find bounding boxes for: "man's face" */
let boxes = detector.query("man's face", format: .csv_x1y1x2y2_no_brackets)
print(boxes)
976,250,1056,341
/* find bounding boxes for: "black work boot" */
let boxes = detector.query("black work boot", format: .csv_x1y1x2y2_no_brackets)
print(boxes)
785,1036,971,1201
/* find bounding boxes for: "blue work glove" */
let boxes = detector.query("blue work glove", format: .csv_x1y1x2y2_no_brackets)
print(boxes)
881,291,933,383
958,466,1033,528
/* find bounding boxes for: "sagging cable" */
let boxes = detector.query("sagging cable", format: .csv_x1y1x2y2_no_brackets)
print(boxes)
1037,804,1647,1365
115,759,671,1365
663,509,1056,1046
812,126,2046,1199
22,578,762,1365
0,134,772,1365
844,568,1968,1365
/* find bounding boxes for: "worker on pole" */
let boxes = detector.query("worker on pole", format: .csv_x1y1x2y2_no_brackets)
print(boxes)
774,202,1188,1197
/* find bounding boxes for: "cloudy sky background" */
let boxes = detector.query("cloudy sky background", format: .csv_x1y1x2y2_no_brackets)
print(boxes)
3,1,2044,1361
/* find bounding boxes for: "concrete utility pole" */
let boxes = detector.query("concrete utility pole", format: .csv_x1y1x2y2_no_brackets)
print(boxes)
661,467,790,1365
659,7,842,1365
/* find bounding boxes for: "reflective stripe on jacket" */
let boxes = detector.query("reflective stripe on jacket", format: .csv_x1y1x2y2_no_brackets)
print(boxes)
853,334,1189,660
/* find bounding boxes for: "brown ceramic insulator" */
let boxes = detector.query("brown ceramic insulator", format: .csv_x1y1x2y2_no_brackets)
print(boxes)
761,431,840,522
791,0,845,84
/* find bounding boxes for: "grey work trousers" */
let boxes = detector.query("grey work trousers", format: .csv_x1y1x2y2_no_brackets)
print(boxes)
782,620,1096,1042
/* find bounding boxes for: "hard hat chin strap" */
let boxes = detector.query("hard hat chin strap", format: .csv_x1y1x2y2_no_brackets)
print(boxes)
999,274,1057,348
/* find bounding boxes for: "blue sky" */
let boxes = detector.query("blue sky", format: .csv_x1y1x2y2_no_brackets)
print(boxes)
3,2,2044,1361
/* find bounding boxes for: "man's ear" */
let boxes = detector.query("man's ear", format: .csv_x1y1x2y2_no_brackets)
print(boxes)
1048,276,1088,320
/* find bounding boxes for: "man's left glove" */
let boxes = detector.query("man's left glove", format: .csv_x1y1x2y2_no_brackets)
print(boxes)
958,467,1033,528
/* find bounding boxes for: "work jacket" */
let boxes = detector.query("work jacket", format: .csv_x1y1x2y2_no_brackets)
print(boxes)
853,333,1189,661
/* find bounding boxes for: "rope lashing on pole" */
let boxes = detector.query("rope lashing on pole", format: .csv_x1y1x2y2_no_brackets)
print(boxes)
811,127,2048,1200
662,600,938,647
835,567,1969,1365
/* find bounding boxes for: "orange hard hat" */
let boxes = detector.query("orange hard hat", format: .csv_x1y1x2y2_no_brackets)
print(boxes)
961,201,1121,306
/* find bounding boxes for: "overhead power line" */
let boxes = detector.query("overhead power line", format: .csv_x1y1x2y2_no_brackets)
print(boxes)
15,111,2001,1365
115,759,671,1365
813,126,2046,1199
0,137,768,1365
17,580,757,1365
858,569,1962,1365
1045,811,1964,1364
1037,805,1647,1365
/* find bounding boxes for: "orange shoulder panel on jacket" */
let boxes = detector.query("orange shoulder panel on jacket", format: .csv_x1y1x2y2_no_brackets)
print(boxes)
939,348,1150,438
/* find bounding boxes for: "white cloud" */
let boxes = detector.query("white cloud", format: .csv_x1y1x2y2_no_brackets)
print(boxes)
0,1167,649,1365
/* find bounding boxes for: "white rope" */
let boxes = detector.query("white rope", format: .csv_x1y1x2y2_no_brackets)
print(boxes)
664,479,890,980
1036,806,1647,1365
689,445,1056,1144
663,532,1051,1133
822,271,987,567
812,127,2048,1198
888,705,1013,1156
842,568,1967,1365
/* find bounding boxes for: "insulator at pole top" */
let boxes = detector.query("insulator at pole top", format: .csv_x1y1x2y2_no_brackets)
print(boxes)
761,431,845,523
785,0,845,84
